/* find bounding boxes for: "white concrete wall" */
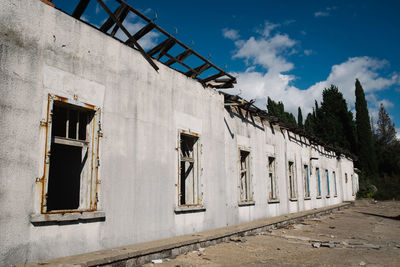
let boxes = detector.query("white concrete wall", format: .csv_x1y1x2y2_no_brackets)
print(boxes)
0,0,357,265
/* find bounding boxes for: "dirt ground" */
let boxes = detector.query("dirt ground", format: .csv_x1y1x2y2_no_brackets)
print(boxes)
145,200,400,266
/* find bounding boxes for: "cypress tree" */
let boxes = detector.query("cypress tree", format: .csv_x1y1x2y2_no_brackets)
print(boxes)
355,79,377,178
298,107,303,129
376,103,396,146
267,97,297,127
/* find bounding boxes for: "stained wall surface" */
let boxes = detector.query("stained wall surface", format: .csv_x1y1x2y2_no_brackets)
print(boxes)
0,0,357,265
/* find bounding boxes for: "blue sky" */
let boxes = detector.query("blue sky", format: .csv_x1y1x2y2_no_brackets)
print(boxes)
53,0,400,136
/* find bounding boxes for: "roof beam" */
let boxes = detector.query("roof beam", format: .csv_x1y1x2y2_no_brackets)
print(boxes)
155,40,176,60
110,6,129,37
202,72,224,83
147,38,174,57
130,22,156,42
97,0,159,71
100,4,125,33
186,62,211,78
72,0,91,19
164,49,192,67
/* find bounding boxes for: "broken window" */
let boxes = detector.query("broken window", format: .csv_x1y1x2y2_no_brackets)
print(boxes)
316,167,321,197
304,165,310,198
288,161,296,199
325,170,330,197
333,171,337,197
239,150,252,202
42,95,101,213
178,133,201,206
351,174,355,196
268,156,277,200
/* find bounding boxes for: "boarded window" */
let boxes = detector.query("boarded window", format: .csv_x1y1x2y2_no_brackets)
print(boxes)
288,161,296,199
268,157,277,200
239,150,252,202
179,133,200,206
42,95,100,213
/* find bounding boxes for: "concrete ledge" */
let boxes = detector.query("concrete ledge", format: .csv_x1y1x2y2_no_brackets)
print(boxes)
174,206,206,214
238,201,255,207
30,211,106,224
22,202,352,266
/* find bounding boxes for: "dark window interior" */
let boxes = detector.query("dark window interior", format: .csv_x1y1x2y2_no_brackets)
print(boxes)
46,102,93,212
180,134,197,205
47,144,83,211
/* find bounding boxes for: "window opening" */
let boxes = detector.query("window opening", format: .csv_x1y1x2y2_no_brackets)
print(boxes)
239,150,251,202
351,174,355,196
268,157,277,200
304,165,310,198
333,171,337,196
43,97,99,213
179,133,200,206
326,170,330,197
316,167,321,197
288,161,296,199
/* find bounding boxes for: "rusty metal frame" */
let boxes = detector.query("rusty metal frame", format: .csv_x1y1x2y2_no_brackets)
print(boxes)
50,0,236,89
39,94,101,214
177,129,202,207
238,147,253,203
267,154,278,201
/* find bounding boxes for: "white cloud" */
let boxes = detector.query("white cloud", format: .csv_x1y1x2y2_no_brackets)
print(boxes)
300,30,307,36
223,24,399,118
143,8,152,14
314,11,330,17
304,49,313,56
222,28,240,40
232,24,296,73
261,21,280,37
314,6,337,18
396,129,400,140
95,3,101,14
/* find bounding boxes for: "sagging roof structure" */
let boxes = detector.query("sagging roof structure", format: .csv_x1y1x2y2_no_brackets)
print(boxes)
48,0,236,89
222,92,357,160
45,0,355,161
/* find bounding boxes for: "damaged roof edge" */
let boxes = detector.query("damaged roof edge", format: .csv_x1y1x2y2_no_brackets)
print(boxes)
221,91,357,161
46,0,236,89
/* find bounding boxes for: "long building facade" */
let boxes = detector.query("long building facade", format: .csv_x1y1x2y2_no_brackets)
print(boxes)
0,0,358,265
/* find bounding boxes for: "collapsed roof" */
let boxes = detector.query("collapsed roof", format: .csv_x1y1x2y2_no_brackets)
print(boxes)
223,92,357,160
49,0,354,160
55,0,236,89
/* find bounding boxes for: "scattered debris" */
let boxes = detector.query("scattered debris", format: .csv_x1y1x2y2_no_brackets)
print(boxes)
312,242,321,248
151,259,162,264
230,236,247,243
320,242,335,248
329,226,335,229
359,261,366,266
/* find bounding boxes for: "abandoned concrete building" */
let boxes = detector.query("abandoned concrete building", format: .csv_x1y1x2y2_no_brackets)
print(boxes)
0,0,359,265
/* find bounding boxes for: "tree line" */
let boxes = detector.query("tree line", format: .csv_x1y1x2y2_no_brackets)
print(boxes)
266,79,399,200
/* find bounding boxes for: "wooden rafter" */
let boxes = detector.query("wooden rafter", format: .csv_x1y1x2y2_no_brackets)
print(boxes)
164,49,192,66
97,0,159,71
72,0,90,19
